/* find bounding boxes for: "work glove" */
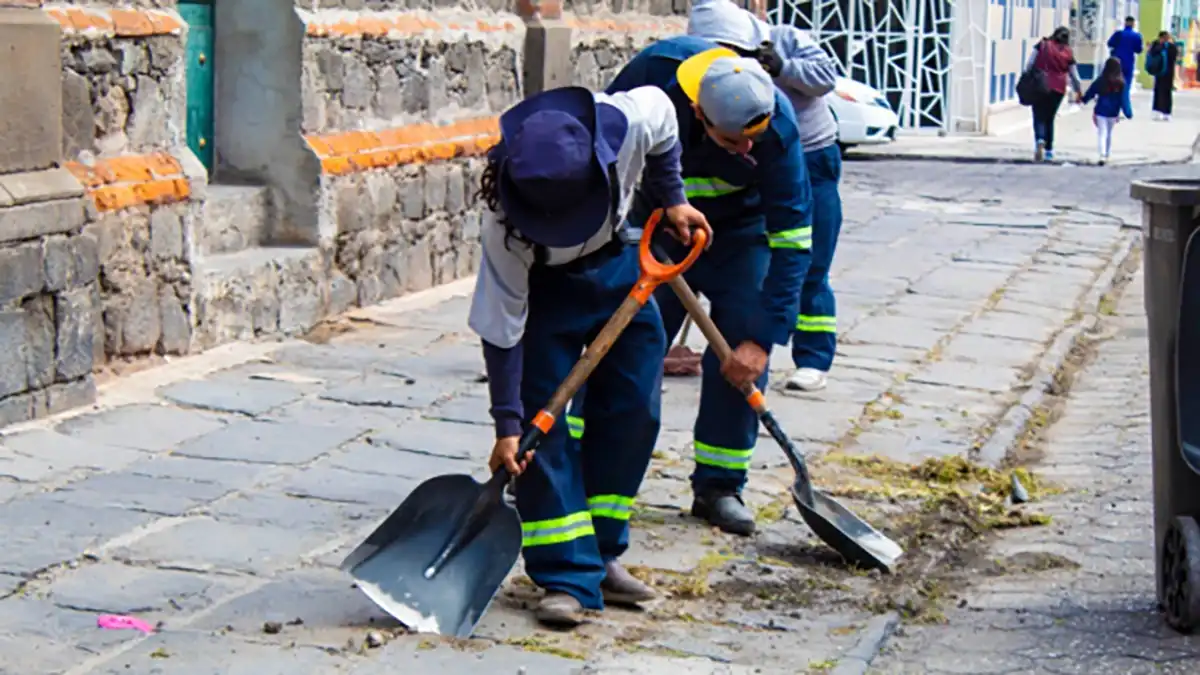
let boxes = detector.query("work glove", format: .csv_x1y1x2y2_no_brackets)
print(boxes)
755,41,784,78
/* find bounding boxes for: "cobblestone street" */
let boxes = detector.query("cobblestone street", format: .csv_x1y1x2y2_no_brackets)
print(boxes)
868,256,1200,674
0,160,1190,674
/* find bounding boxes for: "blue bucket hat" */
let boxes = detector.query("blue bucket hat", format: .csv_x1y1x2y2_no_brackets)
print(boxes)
496,86,628,249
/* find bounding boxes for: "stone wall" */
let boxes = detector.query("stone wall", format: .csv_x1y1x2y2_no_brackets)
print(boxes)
51,6,202,362
302,7,683,311
0,0,686,424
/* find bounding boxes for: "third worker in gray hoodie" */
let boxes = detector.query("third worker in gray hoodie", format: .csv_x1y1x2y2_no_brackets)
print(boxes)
688,0,844,392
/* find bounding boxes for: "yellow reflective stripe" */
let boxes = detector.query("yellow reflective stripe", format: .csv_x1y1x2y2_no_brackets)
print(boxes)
587,494,635,521
684,177,745,199
768,227,813,250
567,415,584,440
795,314,837,333
521,511,595,547
694,441,753,471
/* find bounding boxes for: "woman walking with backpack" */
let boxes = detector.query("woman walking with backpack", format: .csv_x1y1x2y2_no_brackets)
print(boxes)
1148,31,1179,120
1023,26,1083,162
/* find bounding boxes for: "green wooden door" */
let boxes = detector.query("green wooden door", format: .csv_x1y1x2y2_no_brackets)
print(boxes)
180,1,214,172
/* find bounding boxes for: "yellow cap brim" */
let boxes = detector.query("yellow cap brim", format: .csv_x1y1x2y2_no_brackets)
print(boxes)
676,47,741,104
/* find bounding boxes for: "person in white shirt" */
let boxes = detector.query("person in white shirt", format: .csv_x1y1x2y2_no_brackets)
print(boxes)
468,85,710,627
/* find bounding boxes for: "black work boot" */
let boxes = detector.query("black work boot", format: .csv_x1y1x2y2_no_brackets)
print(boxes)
601,560,657,606
535,592,585,628
691,490,756,536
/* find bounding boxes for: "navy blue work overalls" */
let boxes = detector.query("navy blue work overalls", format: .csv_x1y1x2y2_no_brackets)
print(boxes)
570,36,813,494
518,237,666,609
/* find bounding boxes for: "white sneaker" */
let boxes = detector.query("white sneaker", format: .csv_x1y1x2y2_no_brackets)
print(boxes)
785,368,828,391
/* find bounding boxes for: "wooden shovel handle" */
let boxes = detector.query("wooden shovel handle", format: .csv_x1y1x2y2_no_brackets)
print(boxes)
528,211,709,434
664,268,769,414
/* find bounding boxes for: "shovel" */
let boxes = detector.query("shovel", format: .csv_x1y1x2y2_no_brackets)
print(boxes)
658,254,903,573
341,212,709,638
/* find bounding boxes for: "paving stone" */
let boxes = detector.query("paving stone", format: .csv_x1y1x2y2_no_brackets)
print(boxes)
189,568,397,648
173,419,363,465
0,599,142,674
366,418,493,462
124,455,282,491
908,265,1012,301
327,440,479,480
0,497,155,575
350,639,583,674
158,377,308,416
209,492,375,534
277,464,417,507
908,358,1023,394
764,397,863,445
960,309,1059,344
0,574,21,597
44,562,244,616
260,397,411,433
938,332,1045,369
832,342,926,373
54,403,228,452
845,316,947,351
424,393,491,426
46,470,233,516
92,631,365,674
110,517,334,575
320,373,444,409
269,342,419,373
0,429,146,482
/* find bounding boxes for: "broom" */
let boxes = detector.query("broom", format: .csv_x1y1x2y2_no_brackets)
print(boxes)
664,317,702,376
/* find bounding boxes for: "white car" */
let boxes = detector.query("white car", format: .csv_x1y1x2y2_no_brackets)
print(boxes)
826,77,899,152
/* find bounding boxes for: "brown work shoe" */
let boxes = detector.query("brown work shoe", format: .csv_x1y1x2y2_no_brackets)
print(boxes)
535,592,585,628
601,560,658,606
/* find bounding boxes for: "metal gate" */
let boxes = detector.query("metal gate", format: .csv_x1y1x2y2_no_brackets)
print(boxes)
767,0,966,130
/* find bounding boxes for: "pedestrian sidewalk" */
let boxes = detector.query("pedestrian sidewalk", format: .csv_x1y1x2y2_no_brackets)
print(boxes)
854,90,1200,166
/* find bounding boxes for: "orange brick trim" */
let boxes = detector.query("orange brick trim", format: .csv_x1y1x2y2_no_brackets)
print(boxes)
306,117,500,176
303,13,517,37
64,153,191,212
46,5,184,37
301,10,682,38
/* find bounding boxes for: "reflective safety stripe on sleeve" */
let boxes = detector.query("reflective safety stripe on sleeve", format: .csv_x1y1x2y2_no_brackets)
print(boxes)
694,441,753,471
521,511,595,548
795,314,837,333
567,415,585,440
683,177,746,200
587,494,635,521
767,227,813,250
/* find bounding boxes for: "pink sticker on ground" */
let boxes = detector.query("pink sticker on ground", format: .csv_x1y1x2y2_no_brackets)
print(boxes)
96,614,156,634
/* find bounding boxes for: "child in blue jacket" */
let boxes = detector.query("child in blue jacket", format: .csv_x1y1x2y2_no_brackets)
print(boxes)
1082,57,1134,165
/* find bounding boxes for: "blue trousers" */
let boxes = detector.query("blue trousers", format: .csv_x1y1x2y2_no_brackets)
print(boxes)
791,144,843,372
571,234,770,493
518,246,666,610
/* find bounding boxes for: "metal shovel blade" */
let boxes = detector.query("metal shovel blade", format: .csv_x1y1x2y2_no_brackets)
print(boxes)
340,474,522,638
791,483,904,572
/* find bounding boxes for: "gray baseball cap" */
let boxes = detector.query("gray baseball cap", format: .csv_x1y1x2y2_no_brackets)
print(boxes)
677,48,775,136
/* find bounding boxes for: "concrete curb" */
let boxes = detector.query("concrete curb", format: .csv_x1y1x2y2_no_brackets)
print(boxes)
975,230,1141,467
847,151,1193,167
830,612,900,675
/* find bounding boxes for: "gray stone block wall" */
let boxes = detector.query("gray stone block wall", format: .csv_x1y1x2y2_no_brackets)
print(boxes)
59,33,186,160
331,159,484,307
85,202,194,358
0,179,99,426
301,38,522,134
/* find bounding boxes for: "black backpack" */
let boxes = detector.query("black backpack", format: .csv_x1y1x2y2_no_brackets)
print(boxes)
1017,44,1051,106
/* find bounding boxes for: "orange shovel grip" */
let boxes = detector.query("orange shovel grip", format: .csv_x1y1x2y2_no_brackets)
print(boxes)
630,210,709,303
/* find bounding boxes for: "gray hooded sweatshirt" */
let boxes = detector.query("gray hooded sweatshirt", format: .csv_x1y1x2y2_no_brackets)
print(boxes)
687,0,840,152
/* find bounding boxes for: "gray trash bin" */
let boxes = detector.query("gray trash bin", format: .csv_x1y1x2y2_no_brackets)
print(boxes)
1132,178,1200,633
